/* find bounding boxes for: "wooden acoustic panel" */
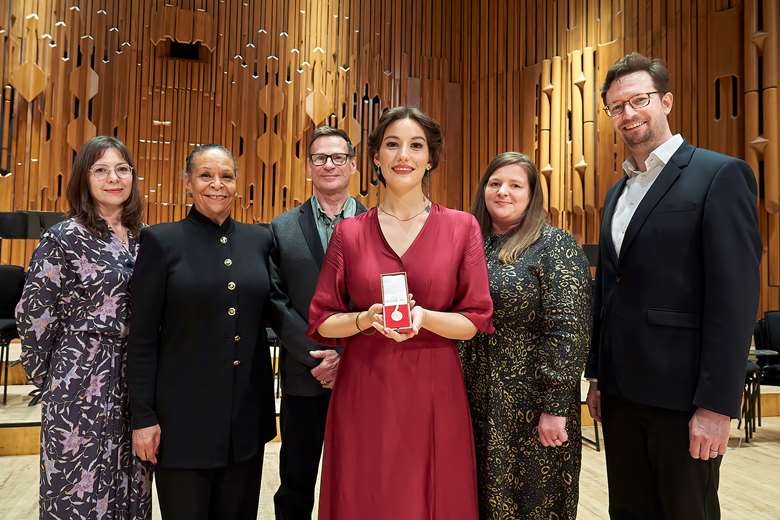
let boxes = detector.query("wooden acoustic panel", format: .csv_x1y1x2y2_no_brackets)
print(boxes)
1,0,779,314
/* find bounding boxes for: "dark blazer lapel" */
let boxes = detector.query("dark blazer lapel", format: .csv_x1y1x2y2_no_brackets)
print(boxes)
601,177,626,266
298,200,325,267
618,141,694,263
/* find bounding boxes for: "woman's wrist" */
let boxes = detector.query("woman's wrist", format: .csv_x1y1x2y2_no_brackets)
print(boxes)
355,311,365,332
416,307,427,330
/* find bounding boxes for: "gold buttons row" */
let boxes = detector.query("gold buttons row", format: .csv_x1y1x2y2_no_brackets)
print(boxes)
222,234,237,369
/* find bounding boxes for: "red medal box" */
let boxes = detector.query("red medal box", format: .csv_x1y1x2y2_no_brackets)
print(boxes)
380,272,413,333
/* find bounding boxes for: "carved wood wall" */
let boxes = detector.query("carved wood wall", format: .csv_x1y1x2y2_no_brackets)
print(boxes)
2,0,779,312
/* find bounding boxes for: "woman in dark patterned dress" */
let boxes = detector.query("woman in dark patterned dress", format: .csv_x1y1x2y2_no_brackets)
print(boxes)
459,152,592,520
16,136,152,519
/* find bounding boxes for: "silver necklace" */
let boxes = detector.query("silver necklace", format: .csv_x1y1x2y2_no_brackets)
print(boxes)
379,201,431,222
108,224,130,252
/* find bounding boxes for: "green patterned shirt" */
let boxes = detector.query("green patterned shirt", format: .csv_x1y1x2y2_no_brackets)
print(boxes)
311,196,357,250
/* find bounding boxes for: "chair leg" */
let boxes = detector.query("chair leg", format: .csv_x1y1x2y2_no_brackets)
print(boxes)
2,339,9,405
748,375,758,441
273,342,281,400
742,380,751,443
757,373,763,428
594,418,601,452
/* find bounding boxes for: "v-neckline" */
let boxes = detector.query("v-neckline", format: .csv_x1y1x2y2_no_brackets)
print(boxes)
374,203,436,260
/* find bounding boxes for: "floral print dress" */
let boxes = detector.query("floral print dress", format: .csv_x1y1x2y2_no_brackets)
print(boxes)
15,218,152,519
459,225,592,520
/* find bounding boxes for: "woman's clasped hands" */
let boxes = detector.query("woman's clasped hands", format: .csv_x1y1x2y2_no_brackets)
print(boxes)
357,294,423,342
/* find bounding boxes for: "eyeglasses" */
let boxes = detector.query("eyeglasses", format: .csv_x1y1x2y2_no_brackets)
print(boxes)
309,153,352,166
90,164,134,180
603,91,661,117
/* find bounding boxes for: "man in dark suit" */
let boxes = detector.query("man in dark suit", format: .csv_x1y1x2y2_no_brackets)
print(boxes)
270,126,366,519
586,53,761,520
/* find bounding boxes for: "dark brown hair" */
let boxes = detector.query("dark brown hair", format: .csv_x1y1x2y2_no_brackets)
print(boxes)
308,126,355,156
367,106,443,186
67,136,143,236
184,144,238,178
471,152,547,263
601,52,670,104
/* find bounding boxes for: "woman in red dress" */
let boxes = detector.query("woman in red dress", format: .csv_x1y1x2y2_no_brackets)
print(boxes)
307,106,494,519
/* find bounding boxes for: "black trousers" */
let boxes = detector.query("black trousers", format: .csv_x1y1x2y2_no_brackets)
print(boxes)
155,453,263,520
273,393,330,520
601,393,721,520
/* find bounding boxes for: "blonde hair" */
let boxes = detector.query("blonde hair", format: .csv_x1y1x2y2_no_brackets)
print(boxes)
471,152,547,264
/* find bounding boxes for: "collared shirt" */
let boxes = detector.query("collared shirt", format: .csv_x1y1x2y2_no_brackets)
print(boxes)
611,134,684,255
311,195,357,250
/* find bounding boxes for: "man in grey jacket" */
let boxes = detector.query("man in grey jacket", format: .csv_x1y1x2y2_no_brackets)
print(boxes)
270,126,366,519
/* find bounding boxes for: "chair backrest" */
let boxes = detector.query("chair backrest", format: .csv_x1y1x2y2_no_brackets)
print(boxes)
761,311,780,350
0,264,25,319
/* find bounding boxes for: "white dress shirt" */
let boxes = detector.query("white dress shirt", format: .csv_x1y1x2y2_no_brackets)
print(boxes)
611,134,684,255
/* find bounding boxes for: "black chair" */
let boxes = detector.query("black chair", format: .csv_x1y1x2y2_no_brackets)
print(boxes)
738,360,762,442
0,264,25,405
755,311,780,386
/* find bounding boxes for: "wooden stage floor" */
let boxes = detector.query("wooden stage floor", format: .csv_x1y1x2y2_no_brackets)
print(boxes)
2,418,779,519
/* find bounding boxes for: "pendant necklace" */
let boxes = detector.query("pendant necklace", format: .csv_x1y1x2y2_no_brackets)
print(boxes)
379,200,431,222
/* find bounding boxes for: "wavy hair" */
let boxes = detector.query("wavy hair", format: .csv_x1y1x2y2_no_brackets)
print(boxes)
67,136,143,236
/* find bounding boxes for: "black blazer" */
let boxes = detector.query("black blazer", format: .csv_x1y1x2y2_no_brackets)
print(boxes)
269,198,366,396
586,141,761,418
128,208,277,468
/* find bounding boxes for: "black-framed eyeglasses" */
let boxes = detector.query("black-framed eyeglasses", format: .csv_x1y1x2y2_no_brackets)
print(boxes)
309,153,352,166
90,164,134,180
603,91,661,117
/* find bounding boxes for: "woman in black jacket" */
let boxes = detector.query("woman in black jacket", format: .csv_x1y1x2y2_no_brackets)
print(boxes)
128,144,276,520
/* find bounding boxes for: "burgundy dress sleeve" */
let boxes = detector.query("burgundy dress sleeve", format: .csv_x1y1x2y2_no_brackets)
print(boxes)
451,215,495,334
307,222,350,346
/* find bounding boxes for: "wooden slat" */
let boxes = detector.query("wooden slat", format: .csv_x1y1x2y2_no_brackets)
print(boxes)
2,0,779,315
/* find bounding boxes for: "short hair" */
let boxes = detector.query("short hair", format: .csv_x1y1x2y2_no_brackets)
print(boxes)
307,126,354,156
67,136,143,236
601,52,670,104
367,106,444,186
470,152,547,263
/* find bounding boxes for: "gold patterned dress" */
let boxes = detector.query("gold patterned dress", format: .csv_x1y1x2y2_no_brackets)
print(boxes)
459,224,592,520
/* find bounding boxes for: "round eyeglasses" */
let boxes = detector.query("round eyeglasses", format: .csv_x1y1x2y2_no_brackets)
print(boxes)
603,91,661,118
309,153,351,166
90,164,134,180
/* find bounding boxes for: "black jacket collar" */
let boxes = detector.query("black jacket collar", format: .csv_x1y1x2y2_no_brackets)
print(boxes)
298,197,366,267
602,141,694,265
187,206,236,235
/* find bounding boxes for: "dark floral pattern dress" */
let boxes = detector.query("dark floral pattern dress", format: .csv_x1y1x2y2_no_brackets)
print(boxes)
458,225,592,520
15,219,152,519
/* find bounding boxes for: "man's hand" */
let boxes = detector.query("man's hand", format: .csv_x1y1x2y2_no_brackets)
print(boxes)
586,381,601,422
538,413,568,447
310,349,341,388
689,407,730,460
132,424,161,464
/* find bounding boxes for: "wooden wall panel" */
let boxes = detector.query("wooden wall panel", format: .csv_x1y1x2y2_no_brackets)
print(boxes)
2,0,779,314
1,0,463,263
